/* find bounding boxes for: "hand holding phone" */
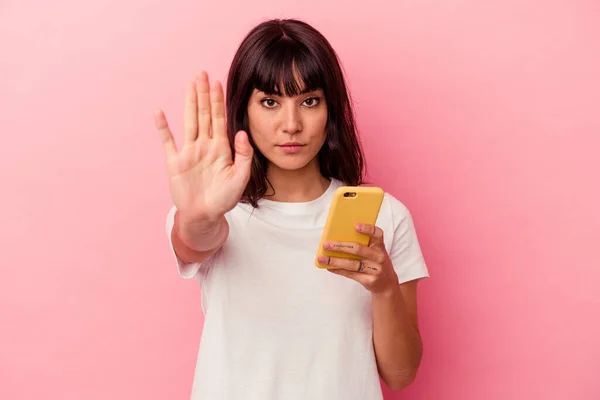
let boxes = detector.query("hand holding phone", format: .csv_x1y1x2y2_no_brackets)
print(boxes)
315,186,384,268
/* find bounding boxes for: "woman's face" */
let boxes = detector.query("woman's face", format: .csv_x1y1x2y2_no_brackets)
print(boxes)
246,85,328,173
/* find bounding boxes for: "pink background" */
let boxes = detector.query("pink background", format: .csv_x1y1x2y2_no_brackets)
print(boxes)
1,0,599,399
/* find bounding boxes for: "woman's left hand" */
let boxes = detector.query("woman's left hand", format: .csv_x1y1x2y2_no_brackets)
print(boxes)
317,223,399,295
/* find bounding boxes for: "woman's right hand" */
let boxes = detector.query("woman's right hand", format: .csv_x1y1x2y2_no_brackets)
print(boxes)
154,71,253,227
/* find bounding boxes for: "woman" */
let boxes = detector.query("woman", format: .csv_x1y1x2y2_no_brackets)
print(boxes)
154,18,429,400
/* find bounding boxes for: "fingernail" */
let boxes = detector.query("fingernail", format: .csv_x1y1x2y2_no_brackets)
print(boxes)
323,242,331,249
356,224,363,231
317,256,327,263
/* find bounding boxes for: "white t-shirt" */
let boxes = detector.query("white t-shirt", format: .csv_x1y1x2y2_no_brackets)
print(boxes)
165,178,429,400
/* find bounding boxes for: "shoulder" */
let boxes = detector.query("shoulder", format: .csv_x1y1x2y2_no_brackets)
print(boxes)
378,190,412,226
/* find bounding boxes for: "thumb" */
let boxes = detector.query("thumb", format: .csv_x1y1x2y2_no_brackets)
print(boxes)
233,130,254,176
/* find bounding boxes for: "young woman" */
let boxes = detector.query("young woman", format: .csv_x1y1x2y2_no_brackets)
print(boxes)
154,18,429,400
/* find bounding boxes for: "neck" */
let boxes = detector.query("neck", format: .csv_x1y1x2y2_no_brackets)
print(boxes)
265,160,330,203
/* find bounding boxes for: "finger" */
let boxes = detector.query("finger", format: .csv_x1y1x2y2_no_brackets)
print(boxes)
196,71,211,139
317,255,380,275
233,130,254,182
356,224,385,245
210,80,227,143
183,80,199,144
323,241,379,260
154,109,177,158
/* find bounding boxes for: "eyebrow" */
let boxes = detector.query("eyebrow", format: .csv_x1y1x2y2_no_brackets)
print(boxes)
258,87,320,96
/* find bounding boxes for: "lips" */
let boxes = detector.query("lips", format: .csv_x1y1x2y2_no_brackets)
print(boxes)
280,142,304,147
279,142,305,153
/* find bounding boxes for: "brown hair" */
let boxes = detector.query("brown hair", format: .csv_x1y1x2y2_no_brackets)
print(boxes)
225,18,365,207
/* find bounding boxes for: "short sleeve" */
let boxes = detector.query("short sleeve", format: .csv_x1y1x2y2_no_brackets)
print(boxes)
165,205,215,280
386,195,430,284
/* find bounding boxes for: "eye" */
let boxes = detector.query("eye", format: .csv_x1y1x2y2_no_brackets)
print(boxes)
302,97,321,108
260,98,278,108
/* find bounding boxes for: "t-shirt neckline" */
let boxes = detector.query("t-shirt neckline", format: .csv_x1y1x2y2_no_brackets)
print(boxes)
255,178,342,215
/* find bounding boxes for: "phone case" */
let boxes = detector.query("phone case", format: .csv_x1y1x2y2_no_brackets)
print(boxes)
315,186,385,269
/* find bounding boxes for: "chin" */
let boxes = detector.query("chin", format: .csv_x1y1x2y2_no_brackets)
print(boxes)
271,158,313,171
267,154,317,172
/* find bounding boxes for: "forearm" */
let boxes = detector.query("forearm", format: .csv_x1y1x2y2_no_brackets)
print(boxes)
172,210,229,264
372,285,423,391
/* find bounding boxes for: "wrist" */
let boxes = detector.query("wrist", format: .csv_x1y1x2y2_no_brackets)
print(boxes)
372,282,401,300
178,209,222,229
175,211,227,251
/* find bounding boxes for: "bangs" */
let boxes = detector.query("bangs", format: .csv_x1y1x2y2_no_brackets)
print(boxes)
253,39,324,96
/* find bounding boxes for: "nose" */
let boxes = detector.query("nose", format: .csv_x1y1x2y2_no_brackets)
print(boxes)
281,105,302,135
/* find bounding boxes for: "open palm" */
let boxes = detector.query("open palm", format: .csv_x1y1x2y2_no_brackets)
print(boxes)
154,71,253,223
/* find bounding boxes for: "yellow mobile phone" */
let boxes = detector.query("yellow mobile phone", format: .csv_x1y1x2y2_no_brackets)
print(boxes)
315,186,385,269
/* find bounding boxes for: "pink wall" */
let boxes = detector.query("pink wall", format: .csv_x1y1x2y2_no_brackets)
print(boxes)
1,1,599,399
